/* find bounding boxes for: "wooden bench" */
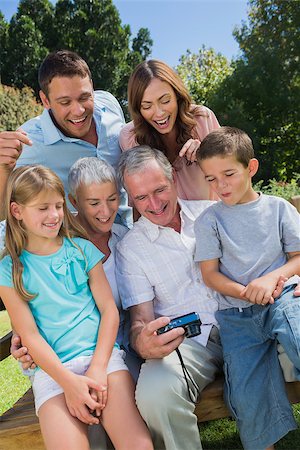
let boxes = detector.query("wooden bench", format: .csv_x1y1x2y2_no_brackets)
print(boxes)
1,299,300,449
2,334,300,450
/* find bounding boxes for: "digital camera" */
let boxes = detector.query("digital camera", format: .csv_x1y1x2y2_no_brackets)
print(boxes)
157,312,201,338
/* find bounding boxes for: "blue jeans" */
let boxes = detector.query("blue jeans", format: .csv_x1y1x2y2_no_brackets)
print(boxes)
216,285,299,450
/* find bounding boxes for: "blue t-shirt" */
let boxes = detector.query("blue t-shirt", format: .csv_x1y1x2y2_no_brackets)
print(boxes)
0,237,107,363
17,91,132,228
194,194,300,309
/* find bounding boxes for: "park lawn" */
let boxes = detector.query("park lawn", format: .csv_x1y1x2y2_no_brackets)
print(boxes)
0,310,31,415
1,311,300,448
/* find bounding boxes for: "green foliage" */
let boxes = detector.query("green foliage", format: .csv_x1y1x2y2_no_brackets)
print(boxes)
1,14,48,93
210,0,300,182
176,46,234,107
0,0,153,110
0,12,8,79
254,175,300,201
0,83,43,131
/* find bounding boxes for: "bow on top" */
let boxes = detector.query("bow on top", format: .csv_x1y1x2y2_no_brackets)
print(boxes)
51,247,88,294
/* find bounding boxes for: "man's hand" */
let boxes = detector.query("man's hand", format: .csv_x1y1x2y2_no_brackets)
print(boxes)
134,316,185,359
10,334,36,370
0,130,32,169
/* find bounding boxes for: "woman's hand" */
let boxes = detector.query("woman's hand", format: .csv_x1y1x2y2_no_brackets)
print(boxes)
179,139,200,163
10,334,36,370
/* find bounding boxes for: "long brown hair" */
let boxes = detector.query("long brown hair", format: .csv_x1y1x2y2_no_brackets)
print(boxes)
3,165,88,301
127,59,206,153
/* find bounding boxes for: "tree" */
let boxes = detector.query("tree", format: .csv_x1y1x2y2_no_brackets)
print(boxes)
132,27,153,61
0,0,152,109
15,0,55,48
0,84,43,131
176,46,233,107
0,12,8,82
1,15,48,93
212,0,300,181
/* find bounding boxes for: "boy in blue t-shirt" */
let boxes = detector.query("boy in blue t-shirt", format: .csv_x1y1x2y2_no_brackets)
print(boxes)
194,126,300,450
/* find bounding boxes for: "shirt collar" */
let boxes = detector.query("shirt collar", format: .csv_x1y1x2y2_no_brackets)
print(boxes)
40,108,102,145
136,199,192,242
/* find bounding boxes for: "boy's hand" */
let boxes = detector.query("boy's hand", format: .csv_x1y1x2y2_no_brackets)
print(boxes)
294,283,300,297
272,276,300,298
240,273,278,305
272,275,288,299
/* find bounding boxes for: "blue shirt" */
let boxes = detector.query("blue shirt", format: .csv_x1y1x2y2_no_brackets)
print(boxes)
194,194,300,309
0,237,117,363
18,91,132,228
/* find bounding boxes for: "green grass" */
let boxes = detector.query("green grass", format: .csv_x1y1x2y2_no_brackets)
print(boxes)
200,407,300,449
1,312,300,448
0,310,31,415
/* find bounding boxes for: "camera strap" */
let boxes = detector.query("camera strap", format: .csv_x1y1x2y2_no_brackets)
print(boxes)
175,348,200,403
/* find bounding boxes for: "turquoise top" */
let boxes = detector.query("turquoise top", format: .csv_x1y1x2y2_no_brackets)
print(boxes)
0,237,114,363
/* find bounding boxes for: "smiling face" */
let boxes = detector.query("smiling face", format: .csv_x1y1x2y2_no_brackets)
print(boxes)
70,181,119,236
11,190,64,245
124,160,178,227
140,78,178,135
200,155,259,205
40,75,95,140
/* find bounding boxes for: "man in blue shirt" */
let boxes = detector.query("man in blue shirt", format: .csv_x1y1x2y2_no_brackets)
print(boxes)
0,50,131,227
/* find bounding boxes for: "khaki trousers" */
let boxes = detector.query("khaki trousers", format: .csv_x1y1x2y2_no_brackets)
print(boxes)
135,329,223,450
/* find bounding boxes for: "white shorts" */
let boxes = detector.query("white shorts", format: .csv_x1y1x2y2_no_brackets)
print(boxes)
31,347,128,415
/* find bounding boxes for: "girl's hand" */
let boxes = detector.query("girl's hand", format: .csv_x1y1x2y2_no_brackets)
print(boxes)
85,366,108,417
63,373,101,425
179,139,200,163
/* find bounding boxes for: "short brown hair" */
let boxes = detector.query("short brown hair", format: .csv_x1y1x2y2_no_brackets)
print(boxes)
197,126,255,168
38,50,92,97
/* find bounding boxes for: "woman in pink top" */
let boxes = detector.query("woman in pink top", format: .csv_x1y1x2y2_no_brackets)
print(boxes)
119,59,220,200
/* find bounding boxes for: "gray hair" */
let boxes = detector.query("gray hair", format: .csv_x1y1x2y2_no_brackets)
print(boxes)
68,157,118,198
118,145,173,188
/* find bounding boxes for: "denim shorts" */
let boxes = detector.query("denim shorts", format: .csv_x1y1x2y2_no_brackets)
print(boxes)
216,284,299,450
31,347,128,414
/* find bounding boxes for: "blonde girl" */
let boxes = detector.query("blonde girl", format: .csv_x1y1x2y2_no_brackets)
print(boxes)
0,165,153,450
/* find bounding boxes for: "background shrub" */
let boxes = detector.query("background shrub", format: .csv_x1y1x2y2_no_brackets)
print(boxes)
0,83,43,131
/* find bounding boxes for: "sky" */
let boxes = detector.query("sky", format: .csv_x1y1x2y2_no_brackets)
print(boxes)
0,0,249,67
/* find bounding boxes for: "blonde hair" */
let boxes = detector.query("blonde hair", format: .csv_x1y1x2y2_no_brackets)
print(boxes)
127,59,206,154
3,165,88,301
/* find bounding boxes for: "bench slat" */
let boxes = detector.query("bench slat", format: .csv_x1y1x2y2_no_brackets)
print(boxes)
0,330,12,361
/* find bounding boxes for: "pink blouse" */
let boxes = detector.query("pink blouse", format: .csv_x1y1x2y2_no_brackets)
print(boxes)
119,106,220,201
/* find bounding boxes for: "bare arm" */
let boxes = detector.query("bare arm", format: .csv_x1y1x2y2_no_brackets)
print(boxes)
200,253,300,305
130,301,185,360
1,285,101,424
241,252,300,303
88,262,119,370
0,130,32,219
199,259,246,299
84,261,120,414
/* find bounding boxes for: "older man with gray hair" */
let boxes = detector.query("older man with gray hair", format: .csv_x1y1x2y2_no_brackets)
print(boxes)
116,145,223,450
